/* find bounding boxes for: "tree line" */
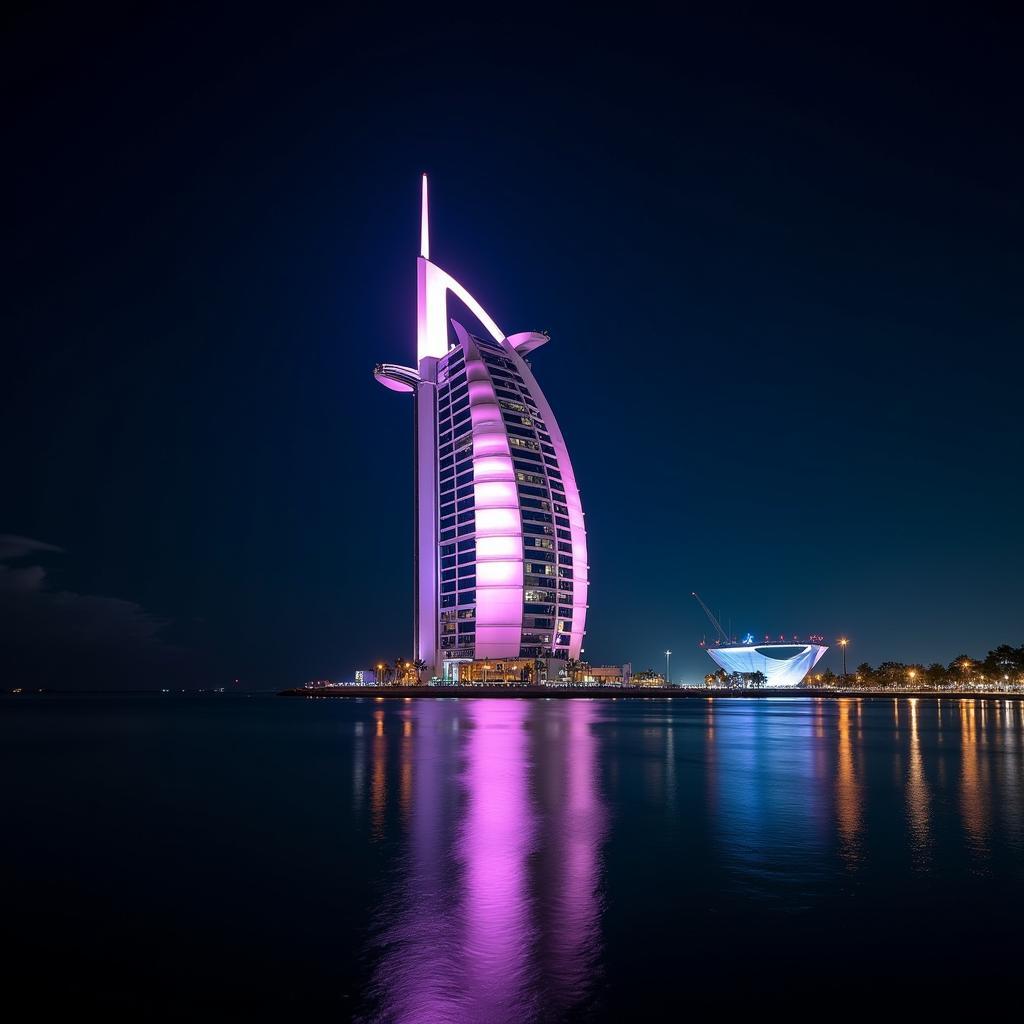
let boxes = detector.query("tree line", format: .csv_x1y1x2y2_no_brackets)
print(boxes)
814,644,1024,689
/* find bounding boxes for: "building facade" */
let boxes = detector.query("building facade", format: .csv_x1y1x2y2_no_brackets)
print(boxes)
704,642,828,688
375,177,588,680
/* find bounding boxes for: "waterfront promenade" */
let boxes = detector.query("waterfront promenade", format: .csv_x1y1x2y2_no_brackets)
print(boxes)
281,685,1024,700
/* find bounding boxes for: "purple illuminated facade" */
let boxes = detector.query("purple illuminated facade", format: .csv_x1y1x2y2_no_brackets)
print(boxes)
375,177,588,679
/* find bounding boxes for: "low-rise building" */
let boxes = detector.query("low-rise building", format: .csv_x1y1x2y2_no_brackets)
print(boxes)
632,669,666,687
582,664,632,686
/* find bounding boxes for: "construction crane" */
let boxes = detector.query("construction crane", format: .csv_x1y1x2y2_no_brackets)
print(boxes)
692,592,730,644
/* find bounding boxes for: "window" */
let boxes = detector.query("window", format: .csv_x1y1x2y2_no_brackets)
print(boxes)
523,522,553,536
509,437,541,452
518,484,547,499
507,424,536,439
516,471,546,487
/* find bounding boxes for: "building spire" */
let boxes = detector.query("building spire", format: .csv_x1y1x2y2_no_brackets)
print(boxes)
420,173,429,260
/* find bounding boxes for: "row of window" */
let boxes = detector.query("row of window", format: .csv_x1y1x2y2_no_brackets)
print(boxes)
441,608,476,622
435,335,582,651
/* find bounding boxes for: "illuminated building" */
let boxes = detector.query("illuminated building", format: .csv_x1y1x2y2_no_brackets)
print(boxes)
375,177,588,681
703,638,829,687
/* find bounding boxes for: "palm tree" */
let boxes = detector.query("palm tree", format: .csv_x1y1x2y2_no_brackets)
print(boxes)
393,657,405,685
533,658,545,686
565,658,581,684
412,658,427,684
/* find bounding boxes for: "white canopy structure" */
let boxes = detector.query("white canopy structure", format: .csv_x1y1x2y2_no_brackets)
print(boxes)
705,643,828,688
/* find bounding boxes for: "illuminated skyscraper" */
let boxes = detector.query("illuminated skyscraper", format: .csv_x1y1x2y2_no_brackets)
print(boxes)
375,177,588,681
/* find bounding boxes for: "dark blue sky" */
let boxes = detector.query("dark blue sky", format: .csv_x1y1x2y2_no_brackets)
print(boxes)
4,8,1022,687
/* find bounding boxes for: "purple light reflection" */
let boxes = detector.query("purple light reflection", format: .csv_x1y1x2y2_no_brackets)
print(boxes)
457,700,536,1021
361,700,607,1023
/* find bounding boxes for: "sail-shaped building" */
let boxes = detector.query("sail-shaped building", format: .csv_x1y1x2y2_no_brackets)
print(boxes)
375,177,588,682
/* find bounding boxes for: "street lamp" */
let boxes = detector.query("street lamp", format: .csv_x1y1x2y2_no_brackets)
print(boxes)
838,638,849,683
665,649,672,686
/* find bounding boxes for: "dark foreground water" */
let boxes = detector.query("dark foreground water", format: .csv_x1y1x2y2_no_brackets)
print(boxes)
3,695,1024,1016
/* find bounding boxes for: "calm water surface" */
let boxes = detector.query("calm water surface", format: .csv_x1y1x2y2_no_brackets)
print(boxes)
3,695,1024,1016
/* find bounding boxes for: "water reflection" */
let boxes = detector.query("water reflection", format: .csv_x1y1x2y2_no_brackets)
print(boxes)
459,700,535,1021
835,698,863,868
362,700,607,1023
708,700,829,888
350,696,1024,1018
371,708,387,840
905,698,931,867
959,698,990,861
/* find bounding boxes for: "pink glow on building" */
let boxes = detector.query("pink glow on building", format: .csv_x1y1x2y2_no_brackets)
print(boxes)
377,177,588,676
419,172,429,260
417,259,504,362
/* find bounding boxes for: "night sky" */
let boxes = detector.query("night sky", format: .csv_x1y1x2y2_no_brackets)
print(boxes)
5,8,1022,688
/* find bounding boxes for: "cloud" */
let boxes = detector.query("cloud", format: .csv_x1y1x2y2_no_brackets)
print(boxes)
0,535,188,688
0,534,62,562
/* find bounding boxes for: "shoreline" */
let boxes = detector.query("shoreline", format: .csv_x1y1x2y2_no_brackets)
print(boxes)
280,685,1024,701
